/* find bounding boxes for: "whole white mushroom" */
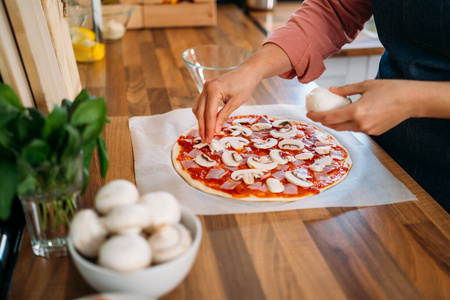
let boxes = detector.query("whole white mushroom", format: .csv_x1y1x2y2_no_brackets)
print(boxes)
148,223,192,264
138,192,181,231
105,204,152,235
305,87,351,112
98,235,152,273
95,179,140,215
70,209,108,258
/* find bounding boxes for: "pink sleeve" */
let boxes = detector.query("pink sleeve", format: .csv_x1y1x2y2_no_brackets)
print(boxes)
264,0,373,83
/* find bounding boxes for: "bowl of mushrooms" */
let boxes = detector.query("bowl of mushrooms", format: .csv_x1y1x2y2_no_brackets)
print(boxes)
68,179,202,299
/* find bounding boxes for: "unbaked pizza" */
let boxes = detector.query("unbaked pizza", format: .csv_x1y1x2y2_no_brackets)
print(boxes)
172,115,352,202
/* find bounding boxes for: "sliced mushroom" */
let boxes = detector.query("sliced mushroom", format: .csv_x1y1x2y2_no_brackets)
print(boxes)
247,156,278,170
221,151,243,167
278,139,305,150
266,178,285,193
148,223,192,264
95,179,140,215
220,136,250,150
193,137,208,149
270,127,298,139
272,119,292,128
98,235,152,273
208,139,225,154
309,156,333,172
285,171,313,188
231,169,265,185
253,138,278,149
105,204,152,236
232,118,255,125
251,123,272,131
226,125,252,137
195,153,217,167
269,149,288,164
295,152,314,160
70,209,108,258
315,146,331,155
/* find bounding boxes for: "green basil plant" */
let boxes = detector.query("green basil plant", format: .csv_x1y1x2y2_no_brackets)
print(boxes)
0,83,109,221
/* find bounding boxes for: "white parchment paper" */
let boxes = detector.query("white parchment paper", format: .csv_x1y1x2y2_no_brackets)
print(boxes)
129,104,417,215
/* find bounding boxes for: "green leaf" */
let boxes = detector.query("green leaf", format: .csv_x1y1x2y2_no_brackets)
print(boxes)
17,174,36,196
0,83,24,110
60,124,82,164
70,98,107,143
0,160,19,221
21,139,51,165
82,139,97,192
97,136,109,178
43,105,68,140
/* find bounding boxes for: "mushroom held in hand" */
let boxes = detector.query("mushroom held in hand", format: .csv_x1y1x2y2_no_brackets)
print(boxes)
95,179,140,215
138,192,181,231
306,87,351,112
148,224,193,264
70,209,108,258
98,235,152,273
105,204,152,235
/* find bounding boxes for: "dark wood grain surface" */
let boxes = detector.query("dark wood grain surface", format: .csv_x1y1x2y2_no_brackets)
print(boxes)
8,4,449,300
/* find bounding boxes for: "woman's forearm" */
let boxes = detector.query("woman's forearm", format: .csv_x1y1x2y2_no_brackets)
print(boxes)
410,81,450,119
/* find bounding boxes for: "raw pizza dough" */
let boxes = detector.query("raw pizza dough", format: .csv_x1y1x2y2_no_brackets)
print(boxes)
172,115,352,202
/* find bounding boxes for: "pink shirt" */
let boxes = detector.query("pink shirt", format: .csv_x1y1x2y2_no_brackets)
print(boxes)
264,0,373,83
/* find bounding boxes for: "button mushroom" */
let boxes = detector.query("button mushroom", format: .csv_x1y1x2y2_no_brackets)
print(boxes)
266,178,285,193
70,209,108,258
247,156,278,170
148,223,193,264
195,153,217,167
221,150,243,167
309,156,333,172
98,235,152,273
270,127,298,139
219,136,250,150
272,119,292,128
251,123,272,131
269,149,288,164
193,136,208,149
208,139,225,154
226,125,252,137
95,179,140,215
278,139,305,150
138,192,181,231
285,171,313,188
231,169,265,185
105,204,152,235
315,146,331,155
232,118,255,125
295,152,314,160
253,138,278,149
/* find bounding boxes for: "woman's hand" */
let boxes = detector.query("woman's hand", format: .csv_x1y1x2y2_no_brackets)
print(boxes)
306,79,450,135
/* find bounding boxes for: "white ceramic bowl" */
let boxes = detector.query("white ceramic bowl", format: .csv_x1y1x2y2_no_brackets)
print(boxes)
68,207,202,299
182,45,253,93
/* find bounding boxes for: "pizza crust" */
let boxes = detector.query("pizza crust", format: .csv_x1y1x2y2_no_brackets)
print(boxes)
171,116,352,202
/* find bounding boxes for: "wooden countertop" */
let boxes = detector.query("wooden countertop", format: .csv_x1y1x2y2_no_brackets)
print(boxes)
8,4,449,300
247,1,385,57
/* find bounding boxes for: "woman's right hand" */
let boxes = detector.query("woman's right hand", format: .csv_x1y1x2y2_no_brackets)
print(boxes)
192,43,294,143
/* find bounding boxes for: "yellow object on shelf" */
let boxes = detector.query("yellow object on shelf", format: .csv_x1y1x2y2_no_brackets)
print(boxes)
70,26,105,63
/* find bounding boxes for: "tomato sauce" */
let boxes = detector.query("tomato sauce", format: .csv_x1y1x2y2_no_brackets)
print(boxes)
176,115,350,199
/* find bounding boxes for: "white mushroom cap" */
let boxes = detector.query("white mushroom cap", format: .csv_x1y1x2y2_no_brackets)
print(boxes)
270,127,298,139
194,153,217,167
232,118,255,125
251,123,272,131
266,178,285,193
70,209,108,258
278,139,305,150
231,168,265,185
95,179,140,215
138,192,181,231
269,149,288,164
272,119,292,128
315,146,331,155
105,204,152,235
295,152,314,160
226,125,252,137
306,87,351,112
285,171,313,188
98,235,152,273
148,224,193,264
247,156,278,170
221,150,243,167
219,136,250,150
309,156,333,172
253,138,277,149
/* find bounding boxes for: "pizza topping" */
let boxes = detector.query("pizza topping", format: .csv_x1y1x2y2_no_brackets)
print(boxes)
269,149,288,164
309,156,333,172
272,170,286,180
231,169,265,185
251,123,272,131
226,125,252,137
208,139,225,154
278,139,304,150
272,119,292,128
232,118,255,125
220,136,250,150
219,180,241,190
205,168,228,179
187,148,203,158
295,152,314,160
180,160,199,169
247,156,278,170
194,154,217,167
315,146,331,155
253,138,277,149
221,151,243,167
270,127,298,139
285,170,313,188
193,137,208,149
266,178,285,193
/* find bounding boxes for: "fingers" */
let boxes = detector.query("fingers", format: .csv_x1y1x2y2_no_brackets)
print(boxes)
306,105,353,126
330,81,370,96
192,90,208,141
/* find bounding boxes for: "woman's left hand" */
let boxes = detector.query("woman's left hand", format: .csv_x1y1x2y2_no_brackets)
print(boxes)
306,80,417,135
